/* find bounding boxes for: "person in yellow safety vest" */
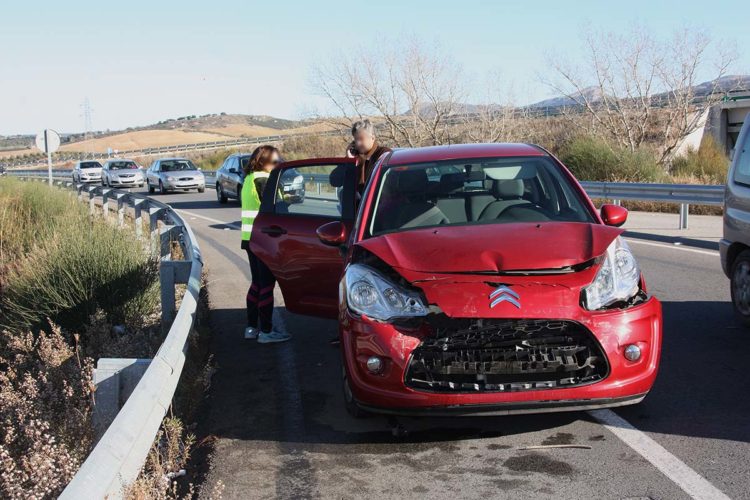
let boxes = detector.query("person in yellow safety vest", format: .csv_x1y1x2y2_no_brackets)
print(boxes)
241,145,291,344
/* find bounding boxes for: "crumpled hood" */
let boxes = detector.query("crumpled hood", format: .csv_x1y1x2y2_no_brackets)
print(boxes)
356,222,623,274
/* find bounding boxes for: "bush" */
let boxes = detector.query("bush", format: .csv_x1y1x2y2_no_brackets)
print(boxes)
0,178,159,333
0,325,94,499
671,135,729,184
557,136,665,183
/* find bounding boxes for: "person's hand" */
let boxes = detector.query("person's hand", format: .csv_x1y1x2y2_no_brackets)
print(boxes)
346,141,357,158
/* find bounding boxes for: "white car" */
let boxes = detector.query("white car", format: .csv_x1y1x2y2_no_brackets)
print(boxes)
72,161,103,183
101,159,145,188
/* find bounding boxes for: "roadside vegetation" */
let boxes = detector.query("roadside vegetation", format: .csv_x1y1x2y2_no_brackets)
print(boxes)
0,178,214,499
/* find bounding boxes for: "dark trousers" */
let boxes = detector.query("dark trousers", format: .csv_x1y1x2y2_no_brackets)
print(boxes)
246,248,275,333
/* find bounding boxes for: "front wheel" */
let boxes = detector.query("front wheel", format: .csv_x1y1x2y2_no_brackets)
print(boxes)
731,250,750,327
159,181,167,195
198,186,205,193
216,184,227,203
148,182,155,194
342,364,369,419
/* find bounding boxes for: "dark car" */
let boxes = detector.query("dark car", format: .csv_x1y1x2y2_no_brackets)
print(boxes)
248,144,662,418
215,153,305,204
721,116,750,325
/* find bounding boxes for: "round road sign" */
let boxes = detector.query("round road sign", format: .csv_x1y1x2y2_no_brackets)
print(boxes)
35,129,61,154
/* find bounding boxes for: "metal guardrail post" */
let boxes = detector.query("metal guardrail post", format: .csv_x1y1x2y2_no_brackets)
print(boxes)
115,193,128,228
148,206,165,255
101,188,113,219
88,186,96,215
133,198,145,239
679,203,690,229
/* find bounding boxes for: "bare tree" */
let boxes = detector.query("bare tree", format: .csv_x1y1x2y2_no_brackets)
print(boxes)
310,39,467,147
458,73,529,143
545,26,736,165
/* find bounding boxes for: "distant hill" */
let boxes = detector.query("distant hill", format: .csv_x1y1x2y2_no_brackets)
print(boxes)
0,113,332,156
528,86,604,109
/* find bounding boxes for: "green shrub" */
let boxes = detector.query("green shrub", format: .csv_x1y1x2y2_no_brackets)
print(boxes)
0,179,159,333
671,135,729,184
557,136,665,183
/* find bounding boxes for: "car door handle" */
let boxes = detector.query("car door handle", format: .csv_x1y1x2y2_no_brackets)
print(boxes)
261,225,287,237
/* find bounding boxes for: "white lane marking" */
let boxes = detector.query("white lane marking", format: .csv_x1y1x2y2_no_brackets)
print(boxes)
175,209,240,228
625,238,719,256
589,409,730,500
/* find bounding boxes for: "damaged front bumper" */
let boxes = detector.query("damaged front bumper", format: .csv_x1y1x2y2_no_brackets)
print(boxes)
339,296,662,415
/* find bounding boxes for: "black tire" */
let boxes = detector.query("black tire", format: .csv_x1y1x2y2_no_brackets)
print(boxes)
731,249,750,327
159,180,167,195
198,186,205,193
237,186,242,202
216,184,227,203
148,182,155,194
342,364,369,418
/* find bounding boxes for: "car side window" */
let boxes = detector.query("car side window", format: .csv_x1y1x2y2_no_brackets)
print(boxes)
273,164,355,219
229,157,240,173
734,128,750,186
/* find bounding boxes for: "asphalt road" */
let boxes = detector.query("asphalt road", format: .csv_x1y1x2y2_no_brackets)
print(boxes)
136,186,748,499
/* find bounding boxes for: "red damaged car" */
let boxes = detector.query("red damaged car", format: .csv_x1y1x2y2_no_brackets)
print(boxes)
250,143,662,417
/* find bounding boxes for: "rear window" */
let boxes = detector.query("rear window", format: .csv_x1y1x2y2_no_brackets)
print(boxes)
80,161,102,169
161,160,196,172
108,161,137,170
369,156,594,236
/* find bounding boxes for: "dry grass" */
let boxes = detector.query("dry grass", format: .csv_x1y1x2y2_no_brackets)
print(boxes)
58,130,236,154
0,324,95,499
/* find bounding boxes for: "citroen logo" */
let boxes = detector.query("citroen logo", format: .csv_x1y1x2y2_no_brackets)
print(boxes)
489,285,521,309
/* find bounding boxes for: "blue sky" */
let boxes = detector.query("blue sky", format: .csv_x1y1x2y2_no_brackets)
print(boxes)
1,0,749,135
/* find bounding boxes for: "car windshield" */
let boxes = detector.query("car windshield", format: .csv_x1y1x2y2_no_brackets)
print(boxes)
369,156,594,236
109,161,137,170
161,160,196,172
80,161,102,169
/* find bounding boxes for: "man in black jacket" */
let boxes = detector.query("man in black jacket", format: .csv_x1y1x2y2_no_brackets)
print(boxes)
346,119,391,193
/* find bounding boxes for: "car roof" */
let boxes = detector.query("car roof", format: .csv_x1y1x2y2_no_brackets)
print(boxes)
386,143,547,166
157,157,189,161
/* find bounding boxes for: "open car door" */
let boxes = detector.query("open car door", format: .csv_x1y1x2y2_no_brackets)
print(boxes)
249,158,357,318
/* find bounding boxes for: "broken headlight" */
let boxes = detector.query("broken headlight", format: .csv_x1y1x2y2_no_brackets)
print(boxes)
582,237,640,310
345,264,427,321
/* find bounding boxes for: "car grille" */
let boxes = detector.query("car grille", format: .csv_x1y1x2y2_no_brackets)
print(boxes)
179,177,193,181
405,319,608,393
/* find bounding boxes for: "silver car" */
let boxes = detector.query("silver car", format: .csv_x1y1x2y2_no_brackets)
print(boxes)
72,160,103,183
721,116,750,326
101,159,145,188
147,158,205,194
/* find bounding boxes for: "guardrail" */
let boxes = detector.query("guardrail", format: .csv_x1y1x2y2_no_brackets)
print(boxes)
15,177,204,498
12,170,723,229
579,181,724,228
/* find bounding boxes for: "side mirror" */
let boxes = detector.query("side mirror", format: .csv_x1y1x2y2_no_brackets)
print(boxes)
600,204,628,227
317,221,348,246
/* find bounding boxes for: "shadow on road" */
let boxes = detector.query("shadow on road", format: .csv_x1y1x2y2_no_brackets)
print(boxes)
201,305,586,449
200,299,750,449
617,300,750,445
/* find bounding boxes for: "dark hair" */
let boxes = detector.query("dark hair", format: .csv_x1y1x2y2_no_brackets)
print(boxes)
246,145,279,174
